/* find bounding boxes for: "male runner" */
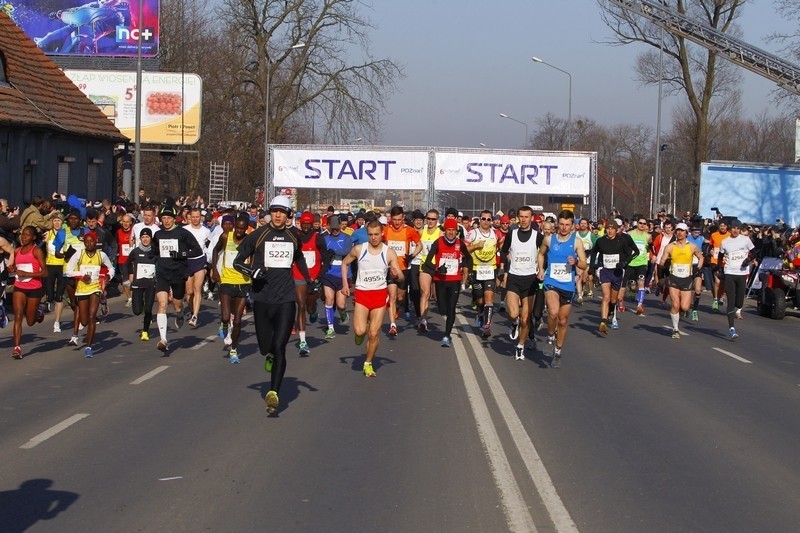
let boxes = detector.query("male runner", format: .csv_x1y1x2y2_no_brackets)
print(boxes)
465,209,504,339
619,215,652,316
383,206,421,336
590,219,639,335
718,220,756,339
293,211,327,355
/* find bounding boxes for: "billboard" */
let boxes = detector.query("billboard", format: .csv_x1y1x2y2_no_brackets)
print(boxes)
272,148,429,190
65,69,201,145
5,0,158,57
434,151,591,195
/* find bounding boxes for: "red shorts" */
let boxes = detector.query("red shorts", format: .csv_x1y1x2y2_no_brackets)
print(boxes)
354,288,389,311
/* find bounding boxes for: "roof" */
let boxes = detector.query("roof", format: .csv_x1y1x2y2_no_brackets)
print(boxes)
0,11,126,142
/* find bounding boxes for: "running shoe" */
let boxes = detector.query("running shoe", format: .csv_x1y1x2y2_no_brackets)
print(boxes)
712,299,719,312
691,310,699,322
0,305,7,329
509,319,519,341
550,348,562,369
36,305,45,324
229,349,240,363
325,326,336,339
729,327,739,340
291,326,298,335
355,332,365,346
573,295,583,306
265,354,274,372
224,332,233,347
363,362,376,377
636,306,645,316
53,321,61,333
12,346,21,359
157,340,168,353
441,336,452,348
418,318,428,333
735,310,743,320
265,390,279,413
68,334,79,346
388,324,398,338
100,298,108,317
536,318,545,332
84,346,93,358
175,313,185,329
618,302,625,314
514,345,525,361
544,336,555,358
611,318,619,330
475,315,483,328
125,298,132,308
298,341,310,356
188,315,198,328
586,290,594,298
140,331,149,341
340,310,350,324
46,300,53,313
598,321,608,336
481,325,491,339
309,311,318,323
671,330,681,339
218,323,228,340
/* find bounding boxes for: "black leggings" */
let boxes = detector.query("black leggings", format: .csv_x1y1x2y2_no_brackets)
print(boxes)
435,281,460,336
408,267,422,318
253,300,296,394
724,274,747,327
132,286,156,330
45,265,65,303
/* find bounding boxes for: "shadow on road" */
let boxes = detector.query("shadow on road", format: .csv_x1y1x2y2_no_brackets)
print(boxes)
247,377,319,413
0,479,79,533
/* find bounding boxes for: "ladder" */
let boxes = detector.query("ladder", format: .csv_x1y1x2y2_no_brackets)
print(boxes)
208,161,229,206
608,0,800,95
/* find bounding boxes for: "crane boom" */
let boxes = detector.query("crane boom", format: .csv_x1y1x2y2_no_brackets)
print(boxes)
608,0,800,96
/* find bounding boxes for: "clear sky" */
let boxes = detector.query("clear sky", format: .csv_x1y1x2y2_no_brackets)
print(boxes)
362,0,795,149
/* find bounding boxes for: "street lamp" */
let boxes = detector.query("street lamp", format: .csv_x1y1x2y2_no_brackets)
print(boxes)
531,56,572,151
461,191,476,218
499,113,529,148
264,42,306,206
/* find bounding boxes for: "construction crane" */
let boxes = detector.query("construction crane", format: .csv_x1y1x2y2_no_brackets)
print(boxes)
608,0,800,96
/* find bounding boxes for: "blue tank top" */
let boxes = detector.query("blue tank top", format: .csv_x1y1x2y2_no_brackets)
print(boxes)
543,232,577,293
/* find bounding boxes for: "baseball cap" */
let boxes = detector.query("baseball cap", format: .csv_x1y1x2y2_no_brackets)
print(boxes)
443,218,459,230
500,215,510,224
269,195,292,213
160,205,176,217
675,222,689,231
328,215,341,229
300,211,314,224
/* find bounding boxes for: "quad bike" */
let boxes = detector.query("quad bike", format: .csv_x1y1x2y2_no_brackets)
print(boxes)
757,257,800,320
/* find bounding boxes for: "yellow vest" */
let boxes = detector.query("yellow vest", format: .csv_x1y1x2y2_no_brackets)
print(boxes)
75,251,103,295
45,229,65,266
220,231,250,285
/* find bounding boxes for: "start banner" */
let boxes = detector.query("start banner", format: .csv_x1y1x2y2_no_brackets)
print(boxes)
434,151,591,195
272,149,429,190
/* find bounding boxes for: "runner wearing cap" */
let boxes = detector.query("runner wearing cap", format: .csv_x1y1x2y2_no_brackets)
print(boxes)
128,227,157,341
64,230,115,357
292,211,328,356
718,220,756,339
233,195,313,414
590,218,639,335
8,227,47,359
658,222,704,339
151,204,203,354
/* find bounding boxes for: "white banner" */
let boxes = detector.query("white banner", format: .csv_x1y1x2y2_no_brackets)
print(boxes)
434,152,591,195
273,149,429,190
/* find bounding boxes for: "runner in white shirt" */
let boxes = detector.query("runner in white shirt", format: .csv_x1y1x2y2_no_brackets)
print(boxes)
184,208,211,328
718,219,756,339
132,206,160,243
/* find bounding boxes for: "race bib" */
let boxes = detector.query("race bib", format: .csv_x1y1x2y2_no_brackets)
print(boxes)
672,263,691,278
358,268,386,289
729,249,747,268
224,250,239,268
80,264,101,281
121,244,133,257
263,241,294,268
136,263,155,279
440,257,458,276
388,240,406,256
549,262,571,283
15,262,33,283
476,264,495,280
512,250,533,264
602,254,620,269
159,238,179,258
302,250,316,268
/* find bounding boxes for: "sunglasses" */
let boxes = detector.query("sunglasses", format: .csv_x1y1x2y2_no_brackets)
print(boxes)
480,217,493,221
638,221,648,225
426,217,438,221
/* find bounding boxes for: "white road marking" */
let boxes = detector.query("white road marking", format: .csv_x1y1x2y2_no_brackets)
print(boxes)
451,327,538,532
458,316,579,533
158,476,183,481
20,413,90,449
130,365,170,384
191,335,219,350
712,347,753,364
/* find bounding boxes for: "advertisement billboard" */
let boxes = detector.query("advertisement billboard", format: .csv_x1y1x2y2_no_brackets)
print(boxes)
434,151,591,195
5,0,158,57
65,69,201,145
272,148,429,190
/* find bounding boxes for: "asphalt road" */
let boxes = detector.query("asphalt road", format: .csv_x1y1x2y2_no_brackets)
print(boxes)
1,290,799,532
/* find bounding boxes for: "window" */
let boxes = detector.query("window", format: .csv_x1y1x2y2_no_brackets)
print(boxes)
57,162,69,194
0,51,7,86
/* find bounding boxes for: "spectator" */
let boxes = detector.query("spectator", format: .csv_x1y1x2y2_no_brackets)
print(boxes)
19,196,57,234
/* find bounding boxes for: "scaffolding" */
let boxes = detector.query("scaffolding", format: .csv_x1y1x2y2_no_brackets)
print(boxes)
208,161,229,206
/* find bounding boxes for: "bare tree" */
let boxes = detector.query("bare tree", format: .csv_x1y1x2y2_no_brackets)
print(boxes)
598,0,746,211
767,0,800,114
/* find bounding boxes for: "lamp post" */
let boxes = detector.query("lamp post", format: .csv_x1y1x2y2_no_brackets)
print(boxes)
264,42,306,206
461,191,476,218
531,56,572,151
499,113,529,148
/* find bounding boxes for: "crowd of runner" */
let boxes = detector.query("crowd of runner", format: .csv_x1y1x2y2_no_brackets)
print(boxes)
1,193,799,414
